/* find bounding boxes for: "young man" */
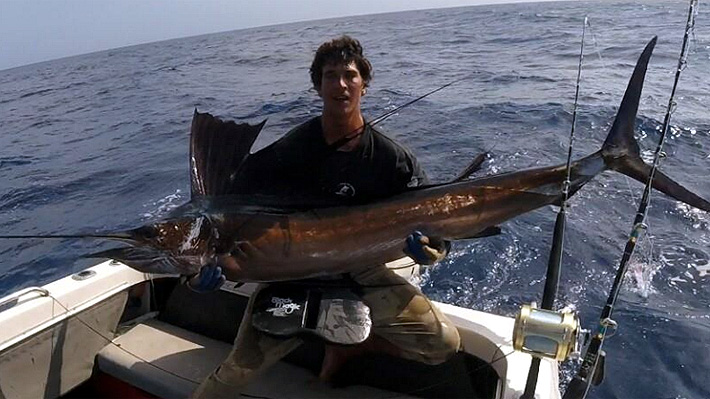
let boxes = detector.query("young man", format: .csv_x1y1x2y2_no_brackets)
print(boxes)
191,36,460,398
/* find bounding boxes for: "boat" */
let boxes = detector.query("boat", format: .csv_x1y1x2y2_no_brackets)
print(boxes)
0,257,561,398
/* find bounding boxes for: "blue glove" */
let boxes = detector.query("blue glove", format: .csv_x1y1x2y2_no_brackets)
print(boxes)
187,264,226,293
405,230,451,265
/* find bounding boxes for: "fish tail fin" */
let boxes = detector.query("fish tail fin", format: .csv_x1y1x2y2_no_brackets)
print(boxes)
600,36,710,212
600,37,655,166
608,155,710,211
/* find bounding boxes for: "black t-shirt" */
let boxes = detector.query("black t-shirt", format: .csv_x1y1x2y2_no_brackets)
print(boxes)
231,116,428,205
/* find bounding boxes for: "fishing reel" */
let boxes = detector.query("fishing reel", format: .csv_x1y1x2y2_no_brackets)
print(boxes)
513,303,587,361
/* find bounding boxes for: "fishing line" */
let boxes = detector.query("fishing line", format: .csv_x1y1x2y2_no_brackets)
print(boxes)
585,18,607,69
0,233,131,240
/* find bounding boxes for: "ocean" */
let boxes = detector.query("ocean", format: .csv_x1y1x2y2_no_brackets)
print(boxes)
1,0,708,397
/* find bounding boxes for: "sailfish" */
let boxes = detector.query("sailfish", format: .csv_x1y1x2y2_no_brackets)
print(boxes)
90,37,709,282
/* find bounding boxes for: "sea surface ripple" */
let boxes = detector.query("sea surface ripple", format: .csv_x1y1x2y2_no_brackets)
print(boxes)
1,1,709,398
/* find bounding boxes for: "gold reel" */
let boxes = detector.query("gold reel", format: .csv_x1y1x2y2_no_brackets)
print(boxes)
513,303,582,361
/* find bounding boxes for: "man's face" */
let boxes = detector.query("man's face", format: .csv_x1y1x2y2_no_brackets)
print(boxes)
317,61,365,117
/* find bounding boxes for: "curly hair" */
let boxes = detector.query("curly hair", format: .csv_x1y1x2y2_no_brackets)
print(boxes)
309,35,373,90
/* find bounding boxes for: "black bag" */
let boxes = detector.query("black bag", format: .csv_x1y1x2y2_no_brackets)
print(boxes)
251,283,371,345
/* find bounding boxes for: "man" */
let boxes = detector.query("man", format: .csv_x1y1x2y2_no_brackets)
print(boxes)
191,35,460,398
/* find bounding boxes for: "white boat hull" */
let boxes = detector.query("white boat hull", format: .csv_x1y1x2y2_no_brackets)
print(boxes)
0,260,560,398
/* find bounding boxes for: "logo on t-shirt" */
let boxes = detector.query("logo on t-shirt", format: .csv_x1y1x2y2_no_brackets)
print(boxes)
334,183,356,197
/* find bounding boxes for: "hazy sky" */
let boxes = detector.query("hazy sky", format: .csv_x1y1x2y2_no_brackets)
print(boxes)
0,0,547,71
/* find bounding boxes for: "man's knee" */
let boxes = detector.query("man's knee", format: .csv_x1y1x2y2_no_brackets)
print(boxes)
432,316,461,363
414,314,461,365
395,295,461,365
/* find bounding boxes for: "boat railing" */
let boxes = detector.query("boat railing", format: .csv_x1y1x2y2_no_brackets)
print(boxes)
0,286,50,313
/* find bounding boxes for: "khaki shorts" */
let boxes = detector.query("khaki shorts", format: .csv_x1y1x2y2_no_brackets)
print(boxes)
192,264,460,398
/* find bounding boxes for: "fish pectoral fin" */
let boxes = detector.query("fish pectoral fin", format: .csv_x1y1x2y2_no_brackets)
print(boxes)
410,152,490,191
452,152,488,182
86,247,197,275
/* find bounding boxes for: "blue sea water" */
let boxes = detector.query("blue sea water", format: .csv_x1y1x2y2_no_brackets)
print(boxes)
1,0,709,397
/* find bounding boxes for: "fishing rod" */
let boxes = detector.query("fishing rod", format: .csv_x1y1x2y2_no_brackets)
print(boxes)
563,1,699,398
519,16,588,399
369,77,465,127
329,77,465,149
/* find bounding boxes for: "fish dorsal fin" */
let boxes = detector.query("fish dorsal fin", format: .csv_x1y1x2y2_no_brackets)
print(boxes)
190,110,266,197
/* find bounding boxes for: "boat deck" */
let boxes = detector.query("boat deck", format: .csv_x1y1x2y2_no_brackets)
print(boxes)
95,282,499,398
0,261,560,399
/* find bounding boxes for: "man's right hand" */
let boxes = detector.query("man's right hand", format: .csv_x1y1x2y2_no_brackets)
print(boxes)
187,264,226,293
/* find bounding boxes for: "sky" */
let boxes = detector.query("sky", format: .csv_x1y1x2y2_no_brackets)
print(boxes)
0,0,550,71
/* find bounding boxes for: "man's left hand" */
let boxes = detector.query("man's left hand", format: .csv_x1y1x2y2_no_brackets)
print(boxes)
405,230,451,265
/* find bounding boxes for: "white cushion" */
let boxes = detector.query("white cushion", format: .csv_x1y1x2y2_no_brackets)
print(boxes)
97,318,413,398
97,318,229,398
